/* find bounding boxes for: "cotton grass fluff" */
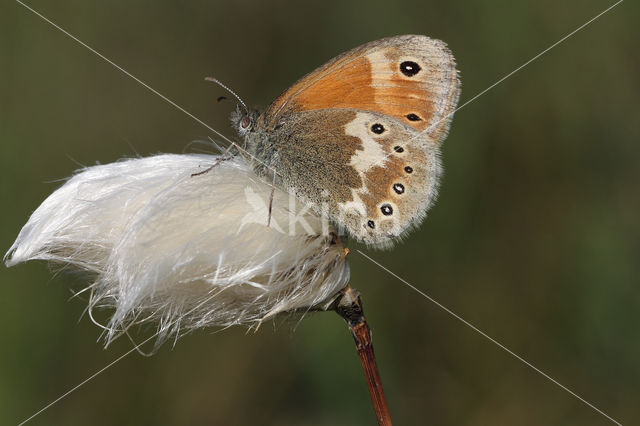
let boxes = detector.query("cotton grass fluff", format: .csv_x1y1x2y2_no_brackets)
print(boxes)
5,154,350,346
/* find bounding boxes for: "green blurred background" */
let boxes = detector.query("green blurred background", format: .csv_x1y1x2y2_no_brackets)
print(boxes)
1,1,638,424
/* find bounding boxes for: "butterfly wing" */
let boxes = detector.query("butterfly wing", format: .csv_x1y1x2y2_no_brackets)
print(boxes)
263,35,460,142
269,108,441,247
258,35,460,247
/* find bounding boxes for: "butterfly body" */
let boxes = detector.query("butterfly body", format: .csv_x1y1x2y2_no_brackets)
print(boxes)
234,35,460,248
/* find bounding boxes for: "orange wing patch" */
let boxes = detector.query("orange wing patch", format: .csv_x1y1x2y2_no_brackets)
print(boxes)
289,57,375,111
262,35,460,143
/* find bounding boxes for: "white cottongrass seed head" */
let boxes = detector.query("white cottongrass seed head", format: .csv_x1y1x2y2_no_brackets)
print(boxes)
5,154,351,346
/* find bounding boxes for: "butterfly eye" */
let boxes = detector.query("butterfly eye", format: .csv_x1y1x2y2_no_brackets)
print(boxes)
240,116,251,129
400,61,421,77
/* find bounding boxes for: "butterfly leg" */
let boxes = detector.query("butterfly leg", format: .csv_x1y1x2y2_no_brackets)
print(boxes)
267,166,276,227
190,142,237,177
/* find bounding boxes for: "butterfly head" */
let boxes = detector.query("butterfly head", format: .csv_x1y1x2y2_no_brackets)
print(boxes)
230,105,260,137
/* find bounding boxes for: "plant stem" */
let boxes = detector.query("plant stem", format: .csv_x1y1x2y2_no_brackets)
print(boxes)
334,286,392,426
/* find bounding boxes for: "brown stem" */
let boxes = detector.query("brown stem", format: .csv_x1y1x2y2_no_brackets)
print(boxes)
334,286,392,426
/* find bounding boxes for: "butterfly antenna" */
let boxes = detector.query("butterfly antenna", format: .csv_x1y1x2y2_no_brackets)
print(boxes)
205,77,249,115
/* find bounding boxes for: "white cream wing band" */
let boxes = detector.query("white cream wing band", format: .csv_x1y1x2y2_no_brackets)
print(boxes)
5,154,350,346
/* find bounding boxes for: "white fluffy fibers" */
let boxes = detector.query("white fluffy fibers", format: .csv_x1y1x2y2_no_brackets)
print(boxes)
5,154,350,345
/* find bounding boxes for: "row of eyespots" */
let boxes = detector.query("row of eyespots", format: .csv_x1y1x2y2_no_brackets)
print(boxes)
365,119,412,231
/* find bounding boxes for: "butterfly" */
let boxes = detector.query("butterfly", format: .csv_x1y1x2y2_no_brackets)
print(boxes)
229,35,460,248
